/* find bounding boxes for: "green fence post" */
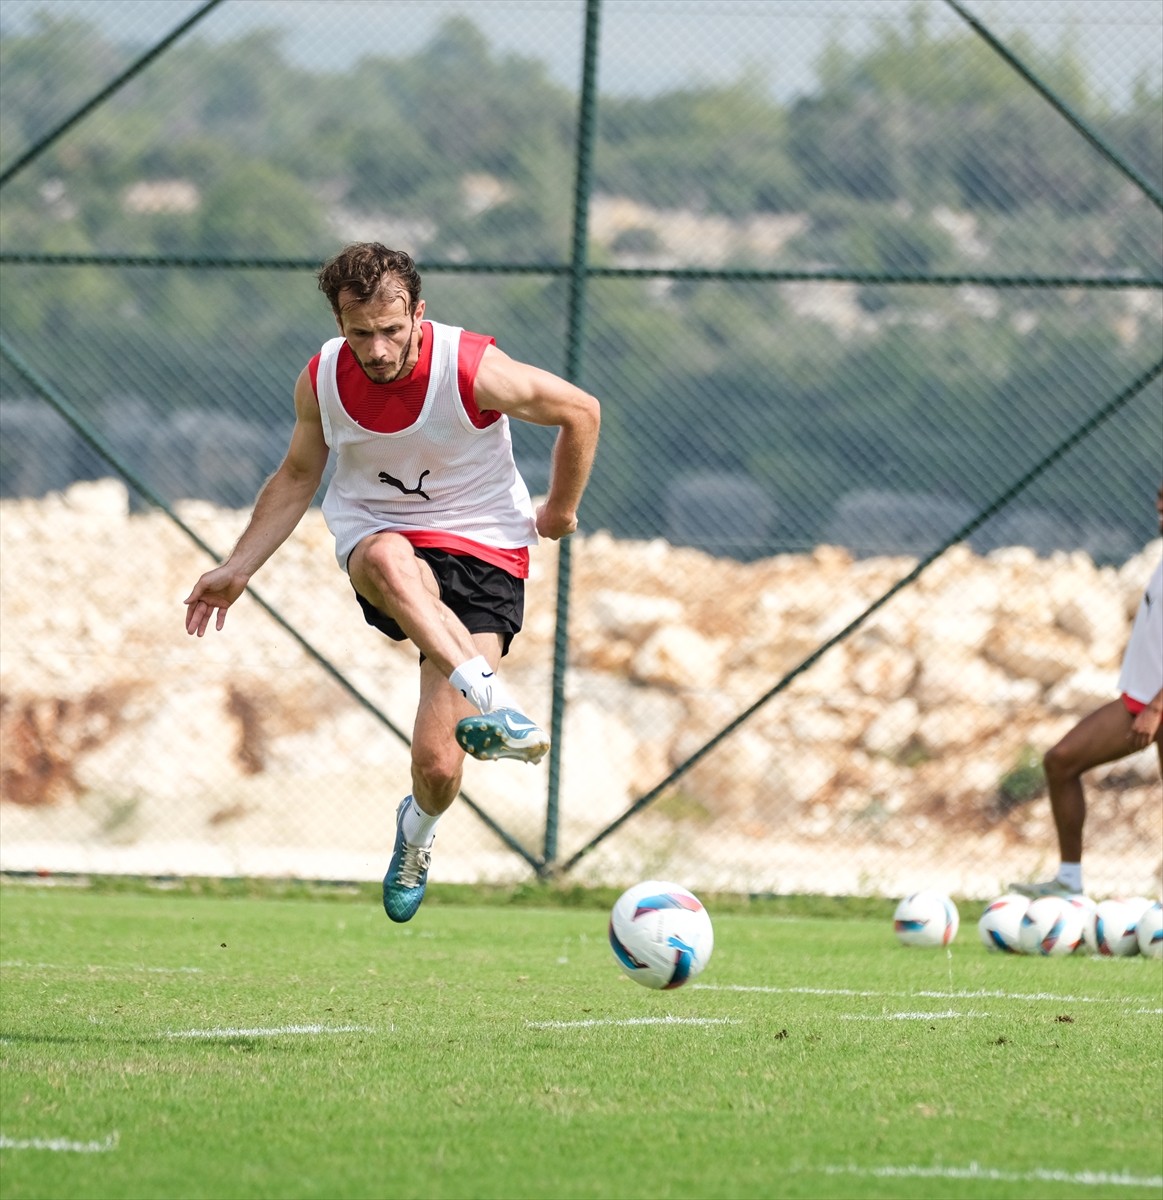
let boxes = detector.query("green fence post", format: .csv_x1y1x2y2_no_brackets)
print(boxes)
544,0,602,872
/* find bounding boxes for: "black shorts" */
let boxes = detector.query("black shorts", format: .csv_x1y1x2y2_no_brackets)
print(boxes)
354,546,524,658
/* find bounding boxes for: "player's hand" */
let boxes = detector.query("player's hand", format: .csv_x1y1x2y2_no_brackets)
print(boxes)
535,502,578,541
1129,704,1162,750
183,567,250,636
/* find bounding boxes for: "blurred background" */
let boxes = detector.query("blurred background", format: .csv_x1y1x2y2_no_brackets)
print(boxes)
1,0,1160,900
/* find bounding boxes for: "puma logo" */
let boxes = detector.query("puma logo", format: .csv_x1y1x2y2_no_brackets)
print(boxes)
378,469,430,499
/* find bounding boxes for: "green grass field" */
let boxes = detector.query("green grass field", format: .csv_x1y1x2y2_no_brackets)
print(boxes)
1,882,1160,1200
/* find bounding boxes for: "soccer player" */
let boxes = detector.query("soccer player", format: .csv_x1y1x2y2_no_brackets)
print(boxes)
1011,484,1163,899
184,243,600,922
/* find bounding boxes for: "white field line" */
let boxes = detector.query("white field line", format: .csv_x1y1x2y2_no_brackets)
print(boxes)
0,1132,118,1153
526,1016,740,1029
838,1010,991,1021
1,961,202,974
694,983,1145,1005
816,1163,1163,1189
165,1024,369,1039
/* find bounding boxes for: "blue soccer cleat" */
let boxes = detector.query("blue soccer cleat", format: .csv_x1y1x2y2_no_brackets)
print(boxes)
455,707,550,765
382,798,433,923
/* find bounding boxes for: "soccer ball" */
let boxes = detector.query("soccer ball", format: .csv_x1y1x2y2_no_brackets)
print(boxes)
609,880,714,989
977,894,1028,953
893,891,959,947
1018,896,1084,956
1135,901,1162,959
1085,899,1140,957
1119,895,1155,924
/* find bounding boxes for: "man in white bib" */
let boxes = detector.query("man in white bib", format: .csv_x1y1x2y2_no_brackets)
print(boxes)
184,243,600,922
1012,484,1163,900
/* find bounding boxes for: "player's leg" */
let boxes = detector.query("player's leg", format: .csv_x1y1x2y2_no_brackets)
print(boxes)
348,531,481,678
412,637,501,814
384,633,517,923
382,644,484,924
350,534,538,731
1012,699,1140,897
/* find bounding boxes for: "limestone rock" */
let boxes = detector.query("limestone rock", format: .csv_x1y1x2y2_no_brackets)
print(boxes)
631,624,726,688
861,697,920,757
985,623,1086,686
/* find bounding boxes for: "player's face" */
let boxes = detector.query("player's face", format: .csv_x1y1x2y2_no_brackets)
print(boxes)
337,288,425,383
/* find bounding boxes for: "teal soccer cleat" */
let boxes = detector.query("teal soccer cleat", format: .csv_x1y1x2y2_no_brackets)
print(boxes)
382,798,432,923
455,707,550,764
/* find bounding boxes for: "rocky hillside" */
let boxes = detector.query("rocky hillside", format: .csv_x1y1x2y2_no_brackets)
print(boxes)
1,479,1159,899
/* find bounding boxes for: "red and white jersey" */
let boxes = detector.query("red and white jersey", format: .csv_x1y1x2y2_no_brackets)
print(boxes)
1118,557,1163,705
311,320,536,576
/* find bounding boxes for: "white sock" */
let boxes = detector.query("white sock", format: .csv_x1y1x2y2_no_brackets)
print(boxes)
449,655,511,713
401,796,439,847
1056,862,1083,891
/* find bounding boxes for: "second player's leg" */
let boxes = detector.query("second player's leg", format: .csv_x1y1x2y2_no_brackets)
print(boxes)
1043,699,1140,862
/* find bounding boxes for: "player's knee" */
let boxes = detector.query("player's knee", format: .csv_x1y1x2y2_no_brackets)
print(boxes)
1043,739,1077,783
363,533,414,589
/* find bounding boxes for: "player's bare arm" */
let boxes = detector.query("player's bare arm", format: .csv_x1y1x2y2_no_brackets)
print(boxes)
184,368,329,636
474,345,600,540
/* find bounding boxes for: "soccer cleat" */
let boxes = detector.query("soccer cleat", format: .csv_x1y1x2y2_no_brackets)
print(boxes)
455,706,550,765
1008,878,1080,900
382,798,433,923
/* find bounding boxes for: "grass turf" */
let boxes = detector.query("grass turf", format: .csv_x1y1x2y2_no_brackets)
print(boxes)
1,883,1160,1200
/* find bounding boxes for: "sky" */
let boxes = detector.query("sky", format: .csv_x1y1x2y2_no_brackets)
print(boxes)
1,0,1160,109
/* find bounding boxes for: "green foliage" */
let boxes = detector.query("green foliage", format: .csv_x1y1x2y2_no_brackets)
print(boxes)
195,160,324,257
599,74,808,215
0,10,1159,552
998,746,1047,810
787,195,957,271
952,102,1114,213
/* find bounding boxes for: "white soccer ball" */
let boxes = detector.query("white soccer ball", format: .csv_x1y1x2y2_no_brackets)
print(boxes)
977,894,1028,953
1018,896,1085,956
609,880,714,989
1135,901,1163,959
893,891,959,947
1119,895,1155,924
1085,899,1140,957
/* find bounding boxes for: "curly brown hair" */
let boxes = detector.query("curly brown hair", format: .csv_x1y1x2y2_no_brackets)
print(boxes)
316,243,422,316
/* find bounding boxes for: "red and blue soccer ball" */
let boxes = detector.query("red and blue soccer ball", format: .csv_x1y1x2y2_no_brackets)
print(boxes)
1018,896,1085,956
1137,901,1163,959
1085,898,1143,957
609,880,714,989
977,894,1029,953
892,890,960,947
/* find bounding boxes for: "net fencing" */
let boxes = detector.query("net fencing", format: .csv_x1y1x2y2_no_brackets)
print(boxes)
1,0,1160,899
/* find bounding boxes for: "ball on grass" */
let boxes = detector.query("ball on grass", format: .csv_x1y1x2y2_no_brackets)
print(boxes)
893,891,959,947
1018,896,1084,956
1135,901,1162,959
1085,899,1140,957
977,894,1028,953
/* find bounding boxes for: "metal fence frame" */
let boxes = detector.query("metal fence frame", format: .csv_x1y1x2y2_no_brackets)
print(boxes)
1,0,1160,881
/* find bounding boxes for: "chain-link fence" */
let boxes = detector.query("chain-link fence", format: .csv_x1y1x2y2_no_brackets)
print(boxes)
1,0,1161,899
